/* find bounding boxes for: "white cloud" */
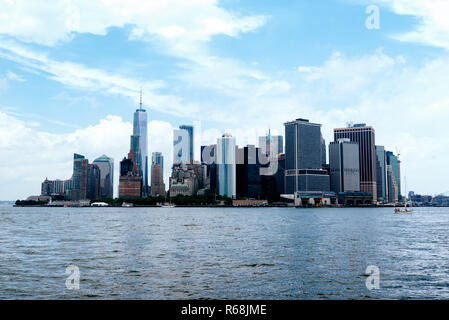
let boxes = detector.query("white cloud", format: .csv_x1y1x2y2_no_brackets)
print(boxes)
0,111,174,200
0,39,205,118
374,0,449,49
0,0,267,51
6,70,25,81
0,77,7,92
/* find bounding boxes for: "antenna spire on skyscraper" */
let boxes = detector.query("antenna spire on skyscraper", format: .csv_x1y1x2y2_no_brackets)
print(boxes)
139,87,143,110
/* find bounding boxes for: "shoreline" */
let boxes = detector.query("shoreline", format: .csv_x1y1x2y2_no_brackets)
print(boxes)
11,204,447,208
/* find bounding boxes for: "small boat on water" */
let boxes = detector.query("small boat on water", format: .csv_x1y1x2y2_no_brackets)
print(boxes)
394,206,412,214
122,202,133,208
394,175,412,214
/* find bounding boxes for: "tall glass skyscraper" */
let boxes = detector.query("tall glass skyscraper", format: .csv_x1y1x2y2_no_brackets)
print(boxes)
329,139,360,193
217,133,236,198
284,118,330,194
179,125,194,163
133,93,148,194
130,135,142,177
71,153,88,200
375,146,387,203
334,124,377,201
93,155,114,199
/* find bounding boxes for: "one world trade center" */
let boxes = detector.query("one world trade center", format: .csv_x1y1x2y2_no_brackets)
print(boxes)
133,91,149,195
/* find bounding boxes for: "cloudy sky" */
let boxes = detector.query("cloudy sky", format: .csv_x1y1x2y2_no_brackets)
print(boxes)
1,0,448,200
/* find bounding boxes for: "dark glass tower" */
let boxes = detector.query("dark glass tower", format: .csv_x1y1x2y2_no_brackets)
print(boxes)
284,118,330,194
334,124,377,201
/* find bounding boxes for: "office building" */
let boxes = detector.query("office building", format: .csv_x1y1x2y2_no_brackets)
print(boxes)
173,129,191,165
169,163,204,197
375,146,387,203
321,135,327,167
150,163,166,196
130,135,142,178
70,153,89,200
386,151,401,202
152,152,164,178
179,125,194,163
93,155,114,199
284,118,330,194
87,163,101,200
259,130,283,156
133,92,148,194
236,145,263,199
217,133,236,198
329,139,360,193
334,124,377,201
201,145,217,194
119,150,142,198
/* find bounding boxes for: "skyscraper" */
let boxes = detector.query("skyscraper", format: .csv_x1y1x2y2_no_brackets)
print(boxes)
334,124,377,201
259,130,283,156
217,133,236,198
87,163,101,200
150,164,166,196
133,92,148,194
93,155,114,199
130,135,142,177
236,145,263,199
329,139,360,193
173,129,190,166
71,153,89,200
201,145,217,194
284,118,330,194
375,146,387,203
179,125,194,163
119,150,142,198
386,151,400,202
152,152,164,178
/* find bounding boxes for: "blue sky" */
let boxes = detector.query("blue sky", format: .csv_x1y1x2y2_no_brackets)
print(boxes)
1,0,449,199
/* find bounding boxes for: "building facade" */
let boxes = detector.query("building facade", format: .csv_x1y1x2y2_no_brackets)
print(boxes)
93,155,114,199
386,151,401,202
70,153,89,200
133,98,148,194
334,124,377,201
173,129,191,165
259,130,284,156
179,125,194,163
329,139,360,193
169,163,204,197
150,164,166,196
375,146,387,203
201,145,217,194
236,145,263,199
152,152,164,177
217,133,236,198
119,150,142,198
284,118,330,194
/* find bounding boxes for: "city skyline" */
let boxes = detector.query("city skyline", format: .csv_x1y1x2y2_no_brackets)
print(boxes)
1,1,449,199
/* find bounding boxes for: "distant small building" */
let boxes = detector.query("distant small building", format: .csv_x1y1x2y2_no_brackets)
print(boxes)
169,162,205,197
233,199,268,207
26,195,51,202
337,192,373,206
